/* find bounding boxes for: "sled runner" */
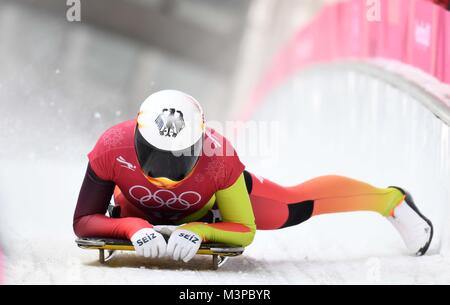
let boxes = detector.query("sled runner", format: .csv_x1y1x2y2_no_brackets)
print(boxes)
75,237,244,270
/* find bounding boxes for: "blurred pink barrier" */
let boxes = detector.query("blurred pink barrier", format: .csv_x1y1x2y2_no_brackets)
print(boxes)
243,0,450,119
445,12,450,83
407,0,440,74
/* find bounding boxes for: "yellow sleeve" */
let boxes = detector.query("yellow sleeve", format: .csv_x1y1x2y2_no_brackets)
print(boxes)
180,174,256,247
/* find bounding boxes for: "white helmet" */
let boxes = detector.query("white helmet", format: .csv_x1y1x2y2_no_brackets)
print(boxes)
135,90,205,181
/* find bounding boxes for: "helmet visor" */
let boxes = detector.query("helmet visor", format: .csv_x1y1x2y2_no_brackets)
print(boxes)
134,126,202,181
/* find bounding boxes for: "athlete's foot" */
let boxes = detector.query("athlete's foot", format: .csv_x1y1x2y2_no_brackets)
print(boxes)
387,187,433,256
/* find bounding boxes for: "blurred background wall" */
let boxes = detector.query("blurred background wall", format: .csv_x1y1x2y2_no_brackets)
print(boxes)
0,0,335,162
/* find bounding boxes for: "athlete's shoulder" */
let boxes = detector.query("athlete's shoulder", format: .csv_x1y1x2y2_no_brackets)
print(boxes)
98,120,135,150
87,120,136,180
201,127,245,190
89,120,135,159
204,127,239,157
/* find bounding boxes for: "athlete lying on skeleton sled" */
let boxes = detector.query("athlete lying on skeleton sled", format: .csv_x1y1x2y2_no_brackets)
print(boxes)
73,90,433,265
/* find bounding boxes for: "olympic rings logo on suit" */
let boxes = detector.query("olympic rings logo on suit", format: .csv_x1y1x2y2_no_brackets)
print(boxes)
129,185,202,210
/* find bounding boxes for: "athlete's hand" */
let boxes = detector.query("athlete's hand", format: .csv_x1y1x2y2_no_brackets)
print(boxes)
131,228,167,258
166,229,202,262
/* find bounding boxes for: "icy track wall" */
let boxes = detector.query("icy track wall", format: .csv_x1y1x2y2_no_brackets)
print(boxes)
238,0,450,255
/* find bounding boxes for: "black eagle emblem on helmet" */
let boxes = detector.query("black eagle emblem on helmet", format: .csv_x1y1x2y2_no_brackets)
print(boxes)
155,108,185,138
